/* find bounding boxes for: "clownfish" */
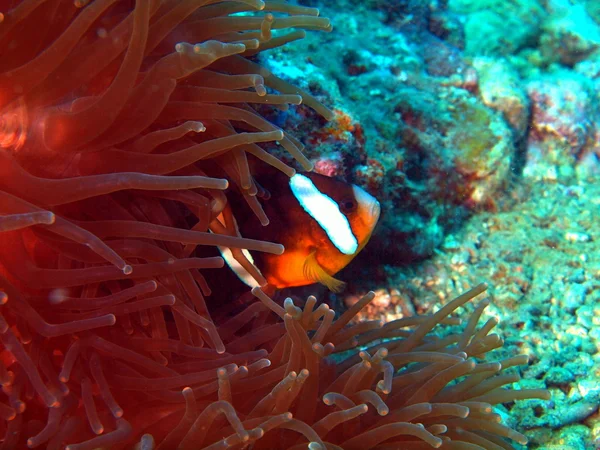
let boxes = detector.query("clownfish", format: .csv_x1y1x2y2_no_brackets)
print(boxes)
219,171,380,292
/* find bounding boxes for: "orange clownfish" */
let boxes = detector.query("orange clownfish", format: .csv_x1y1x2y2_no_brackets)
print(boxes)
220,171,381,292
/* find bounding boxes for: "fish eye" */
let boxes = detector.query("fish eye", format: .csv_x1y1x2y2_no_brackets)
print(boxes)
340,199,357,213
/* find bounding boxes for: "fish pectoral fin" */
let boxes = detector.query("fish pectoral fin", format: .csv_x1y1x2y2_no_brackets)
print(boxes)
303,251,346,293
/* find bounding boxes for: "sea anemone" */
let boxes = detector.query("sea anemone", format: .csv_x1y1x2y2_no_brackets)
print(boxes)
0,1,548,448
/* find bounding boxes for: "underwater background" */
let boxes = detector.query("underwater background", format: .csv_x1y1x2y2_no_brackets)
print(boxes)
0,0,598,448
261,0,600,448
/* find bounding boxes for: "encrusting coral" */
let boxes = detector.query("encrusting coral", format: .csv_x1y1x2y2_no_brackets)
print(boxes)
0,0,548,448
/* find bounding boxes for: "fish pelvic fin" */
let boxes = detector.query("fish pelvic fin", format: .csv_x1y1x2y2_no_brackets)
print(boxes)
303,251,346,293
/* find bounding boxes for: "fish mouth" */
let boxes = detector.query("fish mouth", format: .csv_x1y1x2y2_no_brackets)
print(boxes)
371,200,381,224
352,184,382,230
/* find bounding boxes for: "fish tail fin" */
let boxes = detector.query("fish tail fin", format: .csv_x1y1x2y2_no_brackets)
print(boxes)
303,251,346,293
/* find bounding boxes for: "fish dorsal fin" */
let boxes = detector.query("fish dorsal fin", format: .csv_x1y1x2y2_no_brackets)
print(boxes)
303,251,346,293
